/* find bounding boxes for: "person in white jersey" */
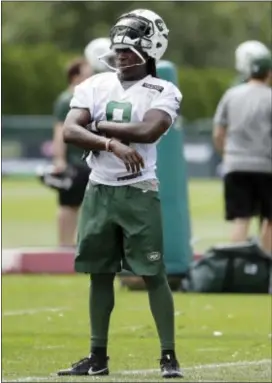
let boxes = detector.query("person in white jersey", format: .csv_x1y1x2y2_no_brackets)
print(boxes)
213,55,272,254
57,9,183,379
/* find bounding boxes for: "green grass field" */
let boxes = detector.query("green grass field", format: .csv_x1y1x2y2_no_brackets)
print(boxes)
2,178,270,382
2,276,271,382
1,177,259,253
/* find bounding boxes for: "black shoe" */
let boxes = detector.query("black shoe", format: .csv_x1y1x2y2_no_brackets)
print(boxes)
57,355,109,376
160,354,183,378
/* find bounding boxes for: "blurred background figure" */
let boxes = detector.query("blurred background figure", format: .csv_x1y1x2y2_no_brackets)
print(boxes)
213,53,272,255
234,40,271,85
51,38,114,247
232,40,272,234
52,58,92,247
84,37,116,73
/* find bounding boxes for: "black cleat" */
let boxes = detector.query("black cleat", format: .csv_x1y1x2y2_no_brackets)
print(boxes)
57,355,109,376
160,354,183,379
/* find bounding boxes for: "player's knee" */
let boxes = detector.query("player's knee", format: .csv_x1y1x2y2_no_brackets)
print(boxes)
58,206,78,222
261,219,272,236
142,272,167,291
263,219,272,227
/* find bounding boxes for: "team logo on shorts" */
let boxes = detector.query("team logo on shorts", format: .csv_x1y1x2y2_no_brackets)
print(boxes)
147,252,161,262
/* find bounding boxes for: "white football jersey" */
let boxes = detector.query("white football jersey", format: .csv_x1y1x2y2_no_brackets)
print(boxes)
70,72,182,186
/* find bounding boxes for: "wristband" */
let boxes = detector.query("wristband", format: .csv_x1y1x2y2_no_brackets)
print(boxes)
105,138,113,152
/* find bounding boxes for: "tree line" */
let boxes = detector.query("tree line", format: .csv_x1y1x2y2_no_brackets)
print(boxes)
2,1,271,68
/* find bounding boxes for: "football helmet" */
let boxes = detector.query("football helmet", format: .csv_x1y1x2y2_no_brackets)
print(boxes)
235,40,271,78
84,37,115,73
102,9,169,70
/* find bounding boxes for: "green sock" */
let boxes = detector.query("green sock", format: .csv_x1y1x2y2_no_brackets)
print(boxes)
89,273,115,350
143,273,175,351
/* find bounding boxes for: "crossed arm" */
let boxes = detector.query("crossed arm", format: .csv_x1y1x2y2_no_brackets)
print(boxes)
96,109,172,143
63,108,109,151
63,108,172,146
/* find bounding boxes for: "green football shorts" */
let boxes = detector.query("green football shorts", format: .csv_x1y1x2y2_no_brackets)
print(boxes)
75,182,165,276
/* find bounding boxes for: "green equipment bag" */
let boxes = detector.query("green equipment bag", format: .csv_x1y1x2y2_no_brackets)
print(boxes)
188,241,271,293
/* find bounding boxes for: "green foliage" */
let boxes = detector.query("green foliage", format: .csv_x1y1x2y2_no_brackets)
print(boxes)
2,2,271,68
2,44,74,114
179,68,234,121
1,1,268,119
2,44,235,119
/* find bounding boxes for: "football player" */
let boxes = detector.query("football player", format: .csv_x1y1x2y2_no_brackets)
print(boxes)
57,9,183,378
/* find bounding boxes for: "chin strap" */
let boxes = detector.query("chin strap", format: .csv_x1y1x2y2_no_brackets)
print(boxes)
98,45,146,72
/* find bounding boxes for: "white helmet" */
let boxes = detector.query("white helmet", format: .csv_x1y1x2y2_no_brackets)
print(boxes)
110,9,169,64
235,40,271,78
84,37,114,73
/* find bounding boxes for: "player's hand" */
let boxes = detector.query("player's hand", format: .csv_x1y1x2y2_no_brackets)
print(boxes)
109,140,145,174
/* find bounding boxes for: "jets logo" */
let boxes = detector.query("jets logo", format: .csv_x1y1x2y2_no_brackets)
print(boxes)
147,252,161,262
155,19,164,32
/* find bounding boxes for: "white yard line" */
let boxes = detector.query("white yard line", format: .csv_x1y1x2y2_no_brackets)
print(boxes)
120,358,271,375
2,358,271,382
3,307,67,316
33,345,65,350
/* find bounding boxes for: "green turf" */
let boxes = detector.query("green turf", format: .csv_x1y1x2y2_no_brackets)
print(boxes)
1,177,259,252
2,275,271,382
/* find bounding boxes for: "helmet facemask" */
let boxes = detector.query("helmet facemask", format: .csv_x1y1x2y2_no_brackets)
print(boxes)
99,15,154,72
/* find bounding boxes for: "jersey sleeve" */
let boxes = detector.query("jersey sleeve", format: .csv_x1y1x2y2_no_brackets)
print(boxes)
70,79,94,114
213,91,229,128
150,83,182,125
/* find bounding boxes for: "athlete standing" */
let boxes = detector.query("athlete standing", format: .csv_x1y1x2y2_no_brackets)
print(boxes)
58,9,183,378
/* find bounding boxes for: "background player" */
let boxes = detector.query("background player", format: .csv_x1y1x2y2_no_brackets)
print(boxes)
213,55,272,254
233,40,271,85
229,40,271,235
84,37,115,74
51,57,92,247
50,38,114,247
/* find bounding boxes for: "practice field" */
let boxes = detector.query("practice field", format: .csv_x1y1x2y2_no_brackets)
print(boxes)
2,275,271,382
1,177,259,253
